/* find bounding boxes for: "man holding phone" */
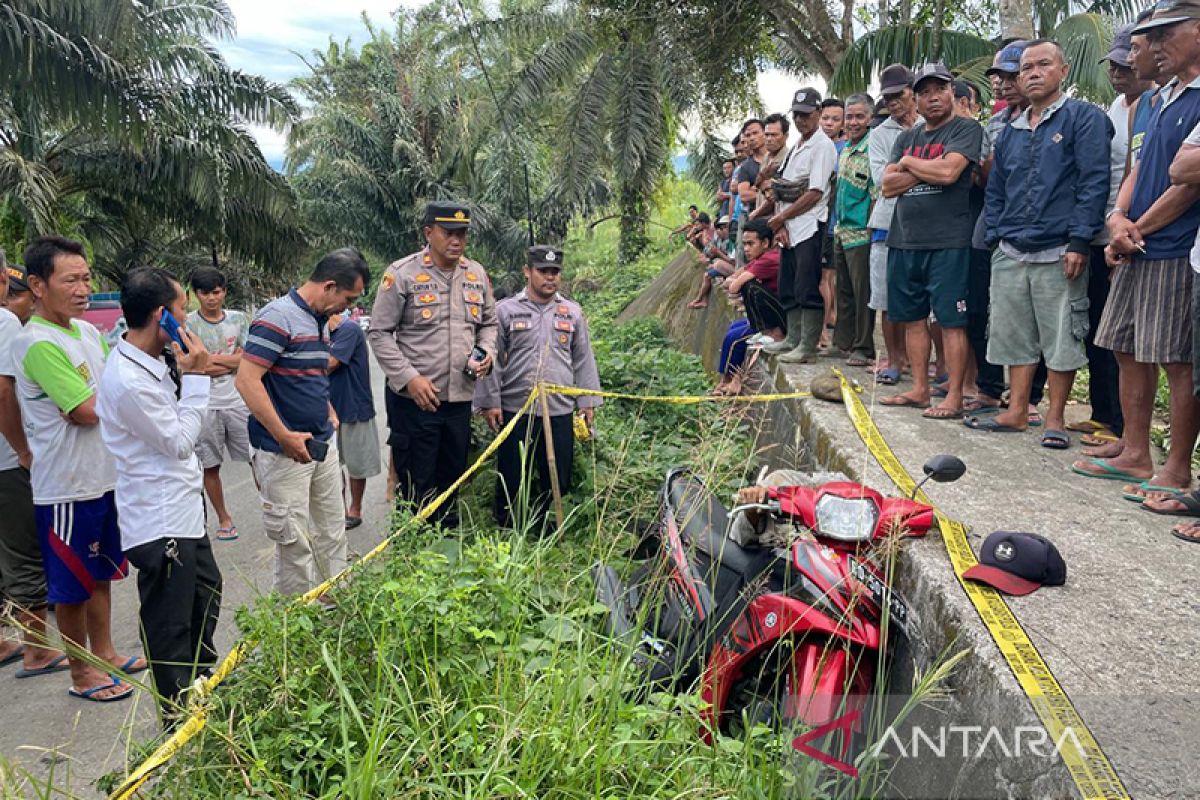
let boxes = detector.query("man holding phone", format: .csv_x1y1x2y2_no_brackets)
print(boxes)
97,267,222,723
369,202,498,528
236,249,370,597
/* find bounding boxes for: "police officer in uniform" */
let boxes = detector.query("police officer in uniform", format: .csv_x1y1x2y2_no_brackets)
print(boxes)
368,202,498,526
474,246,602,529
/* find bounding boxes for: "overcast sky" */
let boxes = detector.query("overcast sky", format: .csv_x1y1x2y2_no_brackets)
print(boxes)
218,1,809,168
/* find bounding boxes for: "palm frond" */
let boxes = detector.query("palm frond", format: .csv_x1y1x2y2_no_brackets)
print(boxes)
1055,13,1116,104
829,24,995,97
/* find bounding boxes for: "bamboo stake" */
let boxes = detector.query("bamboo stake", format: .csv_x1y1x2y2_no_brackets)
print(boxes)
538,388,565,531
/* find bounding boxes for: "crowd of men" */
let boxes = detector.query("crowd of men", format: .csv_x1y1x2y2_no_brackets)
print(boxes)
0,203,602,719
6,1,1200,728
696,5,1200,543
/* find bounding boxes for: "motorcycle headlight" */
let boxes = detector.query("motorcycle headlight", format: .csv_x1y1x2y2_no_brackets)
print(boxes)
814,495,880,542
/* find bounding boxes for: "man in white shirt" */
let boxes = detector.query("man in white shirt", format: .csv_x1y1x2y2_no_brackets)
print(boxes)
767,87,838,363
97,267,223,721
14,236,144,703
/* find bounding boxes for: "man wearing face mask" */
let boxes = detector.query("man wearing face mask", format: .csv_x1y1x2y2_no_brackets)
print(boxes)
474,246,601,530
369,202,498,528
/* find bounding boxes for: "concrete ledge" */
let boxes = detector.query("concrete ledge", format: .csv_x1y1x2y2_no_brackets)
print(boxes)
758,357,1199,799
615,253,1199,798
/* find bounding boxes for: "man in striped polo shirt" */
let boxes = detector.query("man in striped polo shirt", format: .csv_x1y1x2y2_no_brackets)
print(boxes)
236,249,370,597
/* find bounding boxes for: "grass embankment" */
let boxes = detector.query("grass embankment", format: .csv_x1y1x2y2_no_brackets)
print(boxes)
69,178,955,799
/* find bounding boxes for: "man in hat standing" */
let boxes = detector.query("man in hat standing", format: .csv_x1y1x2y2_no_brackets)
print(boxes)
369,203,498,527
474,246,601,530
864,65,922,384
765,87,837,363
880,63,983,419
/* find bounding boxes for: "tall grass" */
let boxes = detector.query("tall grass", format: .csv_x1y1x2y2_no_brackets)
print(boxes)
4,178,966,799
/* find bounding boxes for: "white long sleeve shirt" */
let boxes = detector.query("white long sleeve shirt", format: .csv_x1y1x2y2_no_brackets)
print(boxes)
97,338,210,551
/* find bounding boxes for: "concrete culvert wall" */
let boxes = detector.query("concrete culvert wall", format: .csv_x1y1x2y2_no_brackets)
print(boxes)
611,250,1195,799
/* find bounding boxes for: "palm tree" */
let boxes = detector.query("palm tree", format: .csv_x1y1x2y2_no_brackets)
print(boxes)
481,5,734,263
286,15,532,277
0,0,304,281
830,0,1138,102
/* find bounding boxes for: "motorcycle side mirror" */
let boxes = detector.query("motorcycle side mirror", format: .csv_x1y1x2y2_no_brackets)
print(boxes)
910,454,966,500
923,455,966,484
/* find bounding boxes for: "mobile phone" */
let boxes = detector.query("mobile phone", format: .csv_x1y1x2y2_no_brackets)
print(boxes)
159,310,188,352
463,345,487,379
305,437,329,462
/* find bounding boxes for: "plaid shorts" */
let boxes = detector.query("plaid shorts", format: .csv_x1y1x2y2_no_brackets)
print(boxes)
1094,256,1193,364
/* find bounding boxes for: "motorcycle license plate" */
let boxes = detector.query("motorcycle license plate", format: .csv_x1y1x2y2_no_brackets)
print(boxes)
849,558,913,634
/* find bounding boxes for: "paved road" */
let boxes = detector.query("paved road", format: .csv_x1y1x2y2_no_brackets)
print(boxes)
0,367,392,797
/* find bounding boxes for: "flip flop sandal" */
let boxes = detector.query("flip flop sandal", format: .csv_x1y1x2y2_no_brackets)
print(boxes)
923,407,964,420
1027,412,1043,427
1040,430,1070,449
1069,457,1150,482
875,368,901,386
1080,431,1120,447
345,516,363,530
0,646,25,668
881,395,930,409
69,679,133,703
1170,523,1200,543
15,653,69,678
1141,490,1200,516
112,655,148,675
216,525,239,541
1065,419,1113,434
845,355,871,367
963,416,1023,432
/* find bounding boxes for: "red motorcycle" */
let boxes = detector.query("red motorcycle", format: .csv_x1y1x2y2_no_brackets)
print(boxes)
593,456,964,768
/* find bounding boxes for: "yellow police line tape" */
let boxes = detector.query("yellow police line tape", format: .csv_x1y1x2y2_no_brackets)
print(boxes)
109,381,820,798
836,371,1130,800
538,382,815,403
111,377,1124,799
109,388,544,800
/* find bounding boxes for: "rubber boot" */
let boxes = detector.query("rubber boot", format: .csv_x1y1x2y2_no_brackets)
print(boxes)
778,309,824,364
763,309,804,354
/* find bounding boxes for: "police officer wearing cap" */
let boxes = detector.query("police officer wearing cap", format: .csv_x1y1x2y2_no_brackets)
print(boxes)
368,202,498,526
473,246,601,529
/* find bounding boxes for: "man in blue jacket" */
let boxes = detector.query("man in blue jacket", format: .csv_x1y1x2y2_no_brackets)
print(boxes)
977,39,1112,447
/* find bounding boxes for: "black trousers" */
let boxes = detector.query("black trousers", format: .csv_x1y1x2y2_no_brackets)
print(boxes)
742,280,788,334
387,391,471,527
494,412,574,529
125,534,222,716
1086,245,1124,434
778,227,826,311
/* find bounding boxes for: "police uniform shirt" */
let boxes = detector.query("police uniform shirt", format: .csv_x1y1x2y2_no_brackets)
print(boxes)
368,249,498,403
473,290,602,417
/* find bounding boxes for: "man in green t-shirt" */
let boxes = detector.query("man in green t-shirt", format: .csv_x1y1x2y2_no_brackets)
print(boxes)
187,268,252,542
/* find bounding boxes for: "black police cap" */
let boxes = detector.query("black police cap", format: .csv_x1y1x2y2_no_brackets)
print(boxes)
423,202,471,230
528,245,564,269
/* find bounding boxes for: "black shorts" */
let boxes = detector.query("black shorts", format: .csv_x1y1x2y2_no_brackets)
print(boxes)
886,247,970,328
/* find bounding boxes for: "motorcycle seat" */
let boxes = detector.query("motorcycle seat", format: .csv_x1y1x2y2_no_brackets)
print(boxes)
666,470,772,579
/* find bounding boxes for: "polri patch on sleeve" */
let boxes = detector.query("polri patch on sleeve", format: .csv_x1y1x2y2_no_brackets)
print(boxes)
381,272,396,290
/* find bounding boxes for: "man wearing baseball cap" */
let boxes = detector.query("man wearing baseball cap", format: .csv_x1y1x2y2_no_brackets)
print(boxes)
766,87,838,363
879,63,982,420
969,40,1049,421
865,65,921,385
